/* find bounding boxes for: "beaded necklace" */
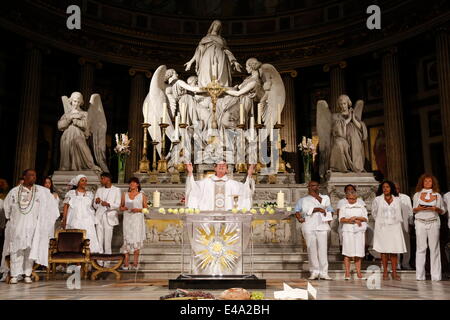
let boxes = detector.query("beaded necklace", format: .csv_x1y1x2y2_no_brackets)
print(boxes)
18,184,37,215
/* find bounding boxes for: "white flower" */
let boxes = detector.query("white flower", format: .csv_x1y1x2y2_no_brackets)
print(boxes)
241,208,248,214
250,209,257,214
259,208,266,215
168,208,173,213
231,208,238,214
158,208,166,214
179,208,185,214
286,207,292,212
268,208,275,215
195,209,200,214
142,208,149,214
173,209,179,215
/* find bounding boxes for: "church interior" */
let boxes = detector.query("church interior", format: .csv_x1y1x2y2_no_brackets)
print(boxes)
0,0,450,304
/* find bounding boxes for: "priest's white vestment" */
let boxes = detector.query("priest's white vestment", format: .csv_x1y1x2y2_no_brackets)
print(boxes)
186,174,255,210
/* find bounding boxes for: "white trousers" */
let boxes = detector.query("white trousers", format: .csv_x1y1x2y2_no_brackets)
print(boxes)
95,215,114,255
304,230,329,275
10,248,33,277
415,220,441,281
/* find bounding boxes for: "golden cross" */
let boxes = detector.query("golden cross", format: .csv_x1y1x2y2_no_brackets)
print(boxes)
201,77,227,130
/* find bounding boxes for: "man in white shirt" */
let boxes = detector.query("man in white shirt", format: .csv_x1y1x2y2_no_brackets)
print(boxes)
93,172,122,255
185,161,255,211
300,180,334,280
2,169,59,284
395,183,413,270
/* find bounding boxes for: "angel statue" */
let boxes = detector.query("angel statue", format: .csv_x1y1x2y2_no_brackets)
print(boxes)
316,94,368,178
142,65,202,158
226,57,285,137
58,92,109,173
184,20,242,87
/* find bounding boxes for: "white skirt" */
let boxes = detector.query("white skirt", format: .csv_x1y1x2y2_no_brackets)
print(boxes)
121,212,146,254
342,231,365,257
373,222,406,254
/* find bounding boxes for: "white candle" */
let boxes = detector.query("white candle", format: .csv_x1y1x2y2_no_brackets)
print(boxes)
277,190,285,209
174,114,180,140
257,103,263,125
181,103,186,123
277,104,281,124
152,114,157,138
162,103,167,123
239,104,244,125
143,102,148,123
250,116,255,140
270,128,274,141
153,190,161,208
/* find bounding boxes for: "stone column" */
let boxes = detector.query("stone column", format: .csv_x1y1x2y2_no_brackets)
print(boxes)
323,61,347,112
435,27,450,189
13,44,43,183
381,47,408,191
126,67,151,180
281,70,298,153
78,57,102,101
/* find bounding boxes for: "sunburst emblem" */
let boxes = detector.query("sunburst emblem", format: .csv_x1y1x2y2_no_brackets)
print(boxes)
194,223,240,274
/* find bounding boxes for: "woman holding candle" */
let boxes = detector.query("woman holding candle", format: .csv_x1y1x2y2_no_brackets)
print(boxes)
413,174,445,281
372,181,406,280
120,177,148,270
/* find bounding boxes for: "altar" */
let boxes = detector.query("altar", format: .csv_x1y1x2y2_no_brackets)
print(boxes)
145,209,292,289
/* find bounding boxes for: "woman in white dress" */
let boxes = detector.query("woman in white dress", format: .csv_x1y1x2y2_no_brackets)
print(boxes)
120,177,148,270
61,174,102,253
42,176,61,238
412,174,445,281
372,180,406,280
338,187,368,280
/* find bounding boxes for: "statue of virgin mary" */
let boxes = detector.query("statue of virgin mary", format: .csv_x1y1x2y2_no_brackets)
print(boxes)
184,20,242,87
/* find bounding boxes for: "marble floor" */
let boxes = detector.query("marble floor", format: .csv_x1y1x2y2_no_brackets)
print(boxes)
1,278,450,300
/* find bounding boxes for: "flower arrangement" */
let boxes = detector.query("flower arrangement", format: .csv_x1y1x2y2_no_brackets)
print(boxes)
261,201,277,208
298,136,316,184
114,133,131,183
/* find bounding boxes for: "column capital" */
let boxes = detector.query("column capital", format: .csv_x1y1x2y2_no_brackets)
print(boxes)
128,67,152,78
323,61,347,72
78,57,103,69
24,42,50,55
374,46,398,59
280,69,298,78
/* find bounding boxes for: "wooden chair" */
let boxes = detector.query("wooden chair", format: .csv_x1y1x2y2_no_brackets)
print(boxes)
47,229,91,280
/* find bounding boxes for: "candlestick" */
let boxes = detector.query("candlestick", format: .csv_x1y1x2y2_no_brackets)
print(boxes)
153,190,161,208
277,190,285,209
139,123,150,173
157,122,169,173
239,104,244,125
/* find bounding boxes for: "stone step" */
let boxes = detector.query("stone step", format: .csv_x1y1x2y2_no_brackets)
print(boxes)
115,270,417,281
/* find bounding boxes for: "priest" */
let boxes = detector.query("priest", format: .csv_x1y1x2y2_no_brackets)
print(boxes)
185,161,255,211
2,169,59,284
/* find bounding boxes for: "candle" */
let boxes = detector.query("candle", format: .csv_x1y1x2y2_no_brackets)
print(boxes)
152,114,157,138
143,102,148,123
277,104,281,124
239,104,244,125
250,116,255,140
270,128,274,141
153,190,161,208
277,190,285,209
257,103,263,125
162,103,167,123
174,113,180,140
181,103,186,124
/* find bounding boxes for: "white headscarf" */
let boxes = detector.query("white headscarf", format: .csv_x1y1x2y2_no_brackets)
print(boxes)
69,174,87,187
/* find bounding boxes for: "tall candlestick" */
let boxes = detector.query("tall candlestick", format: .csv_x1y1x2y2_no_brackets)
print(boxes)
162,103,167,123
239,104,244,125
250,116,255,140
181,103,186,124
153,190,161,208
257,103,263,125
